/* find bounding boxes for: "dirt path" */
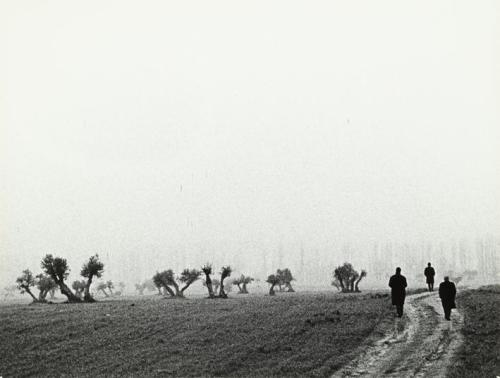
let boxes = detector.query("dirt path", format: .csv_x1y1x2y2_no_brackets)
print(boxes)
332,292,464,378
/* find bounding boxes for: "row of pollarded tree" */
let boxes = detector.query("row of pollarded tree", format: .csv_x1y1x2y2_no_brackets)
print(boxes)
72,279,124,298
16,254,106,303
147,262,368,298
152,264,236,299
16,257,367,303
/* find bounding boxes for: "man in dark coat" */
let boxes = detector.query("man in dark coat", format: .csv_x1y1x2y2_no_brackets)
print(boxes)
439,276,457,320
389,267,407,317
424,262,436,291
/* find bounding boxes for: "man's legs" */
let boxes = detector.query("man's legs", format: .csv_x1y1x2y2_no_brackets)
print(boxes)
442,303,451,320
396,304,404,317
427,283,432,292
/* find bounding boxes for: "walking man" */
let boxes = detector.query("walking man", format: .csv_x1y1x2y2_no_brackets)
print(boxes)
439,276,457,320
424,262,435,292
389,267,407,317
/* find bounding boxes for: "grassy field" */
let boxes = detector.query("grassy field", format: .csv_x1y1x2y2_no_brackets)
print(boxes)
0,291,393,377
448,285,500,378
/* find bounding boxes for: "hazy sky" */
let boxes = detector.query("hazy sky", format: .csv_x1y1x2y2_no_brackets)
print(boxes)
1,1,499,286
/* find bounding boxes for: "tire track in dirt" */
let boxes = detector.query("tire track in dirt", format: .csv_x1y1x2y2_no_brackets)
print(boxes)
331,292,464,378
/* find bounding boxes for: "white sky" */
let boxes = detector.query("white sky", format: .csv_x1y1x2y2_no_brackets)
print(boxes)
1,1,499,286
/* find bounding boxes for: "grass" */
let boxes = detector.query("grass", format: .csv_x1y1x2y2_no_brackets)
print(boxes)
447,285,500,378
0,291,393,377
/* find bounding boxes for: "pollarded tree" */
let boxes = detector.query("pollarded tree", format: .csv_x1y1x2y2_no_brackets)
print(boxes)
354,270,367,292
178,269,202,296
106,280,114,295
266,274,280,296
232,275,254,294
16,269,38,302
72,280,86,299
117,282,125,295
36,274,57,302
97,282,109,297
332,263,367,293
152,275,163,295
212,278,221,294
41,254,81,302
135,282,146,295
153,269,201,298
153,271,175,297
277,268,295,292
201,263,215,298
80,254,104,302
218,266,232,298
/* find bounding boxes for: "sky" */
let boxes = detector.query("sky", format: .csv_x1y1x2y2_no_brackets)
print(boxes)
1,1,499,288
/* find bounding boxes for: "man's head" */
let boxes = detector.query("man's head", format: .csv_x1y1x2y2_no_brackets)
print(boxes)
444,276,449,282
428,262,431,267
396,267,401,274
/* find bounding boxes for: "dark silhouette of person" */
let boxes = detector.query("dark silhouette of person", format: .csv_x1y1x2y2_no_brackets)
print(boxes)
389,267,407,317
424,262,435,292
439,276,457,320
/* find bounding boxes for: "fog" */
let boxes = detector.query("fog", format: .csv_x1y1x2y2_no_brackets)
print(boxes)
1,1,499,289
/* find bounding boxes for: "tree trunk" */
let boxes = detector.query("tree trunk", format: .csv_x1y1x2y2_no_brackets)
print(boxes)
355,276,364,292
286,283,295,292
335,274,346,292
100,288,109,297
203,273,215,298
38,289,49,302
84,275,95,302
172,282,184,298
236,283,243,293
269,284,276,296
180,281,195,296
24,287,39,303
162,284,176,297
350,277,356,292
58,282,82,303
242,283,248,294
219,278,227,298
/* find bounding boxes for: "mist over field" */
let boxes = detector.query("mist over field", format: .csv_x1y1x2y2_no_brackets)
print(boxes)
1,1,499,290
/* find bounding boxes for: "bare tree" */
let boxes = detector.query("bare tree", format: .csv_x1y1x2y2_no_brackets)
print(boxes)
41,255,81,302
16,269,38,302
80,254,104,302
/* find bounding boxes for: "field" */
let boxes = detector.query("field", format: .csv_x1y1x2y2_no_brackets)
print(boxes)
448,285,500,378
0,292,393,377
